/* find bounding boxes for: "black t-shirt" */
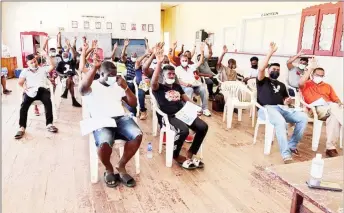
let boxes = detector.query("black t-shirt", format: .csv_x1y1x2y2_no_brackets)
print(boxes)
152,83,185,115
56,59,77,76
256,77,288,106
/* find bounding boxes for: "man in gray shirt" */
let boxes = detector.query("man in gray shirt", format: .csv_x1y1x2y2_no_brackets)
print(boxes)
196,41,218,100
286,51,308,96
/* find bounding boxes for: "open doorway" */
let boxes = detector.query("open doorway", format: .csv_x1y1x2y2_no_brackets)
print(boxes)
20,31,48,68
163,32,170,54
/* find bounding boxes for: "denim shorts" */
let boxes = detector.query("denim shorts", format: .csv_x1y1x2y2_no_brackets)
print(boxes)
93,115,142,148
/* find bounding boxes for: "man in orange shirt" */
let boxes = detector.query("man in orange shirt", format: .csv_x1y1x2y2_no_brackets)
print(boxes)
299,61,343,157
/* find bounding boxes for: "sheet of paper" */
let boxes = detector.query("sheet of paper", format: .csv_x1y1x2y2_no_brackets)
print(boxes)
80,117,117,136
309,97,329,107
175,101,202,125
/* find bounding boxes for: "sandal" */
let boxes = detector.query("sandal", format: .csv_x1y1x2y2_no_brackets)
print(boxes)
46,124,58,133
119,173,136,187
104,172,119,188
178,159,197,170
192,158,204,168
3,89,12,94
14,130,25,139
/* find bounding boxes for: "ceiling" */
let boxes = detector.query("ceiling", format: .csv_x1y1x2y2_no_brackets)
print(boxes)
161,2,179,10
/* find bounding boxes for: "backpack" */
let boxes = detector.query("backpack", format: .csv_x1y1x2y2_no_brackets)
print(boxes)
212,92,225,112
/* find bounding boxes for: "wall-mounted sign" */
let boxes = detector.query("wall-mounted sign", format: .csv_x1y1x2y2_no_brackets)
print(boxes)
261,12,279,17
95,22,101,29
81,15,105,19
72,21,78,28
58,27,65,32
106,22,112,29
84,21,90,29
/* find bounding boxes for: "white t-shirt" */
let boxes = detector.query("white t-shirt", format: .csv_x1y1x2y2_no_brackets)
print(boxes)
19,66,50,97
246,68,259,78
84,80,126,118
175,65,202,87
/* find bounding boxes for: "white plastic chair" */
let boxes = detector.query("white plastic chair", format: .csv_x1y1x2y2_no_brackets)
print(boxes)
253,103,275,155
287,85,301,108
247,79,257,125
18,77,57,120
221,81,255,129
133,77,151,117
150,88,203,167
81,96,140,184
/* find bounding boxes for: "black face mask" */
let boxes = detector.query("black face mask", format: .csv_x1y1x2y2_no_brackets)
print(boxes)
269,71,280,80
251,65,258,69
58,50,63,55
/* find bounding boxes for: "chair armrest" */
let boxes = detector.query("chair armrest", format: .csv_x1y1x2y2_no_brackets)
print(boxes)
255,102,270,122
300,99,318,120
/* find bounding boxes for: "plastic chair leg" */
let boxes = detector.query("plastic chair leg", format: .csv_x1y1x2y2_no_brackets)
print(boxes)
89,135,99,184
165,129,175,168
264,123,274,155
312,120,323,151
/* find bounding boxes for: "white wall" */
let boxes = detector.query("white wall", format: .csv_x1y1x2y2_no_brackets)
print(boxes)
2,2,161,68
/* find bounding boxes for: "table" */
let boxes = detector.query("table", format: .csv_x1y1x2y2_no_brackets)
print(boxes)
1,57,17,78
267,156,343,213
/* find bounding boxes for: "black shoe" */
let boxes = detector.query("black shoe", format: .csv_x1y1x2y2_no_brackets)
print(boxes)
61,90,68,99
234,108,238,114
72,98,82,107
3,89,12,94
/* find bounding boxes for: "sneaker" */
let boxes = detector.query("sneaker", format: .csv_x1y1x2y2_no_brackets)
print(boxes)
325,149,338,158
203,109,211,117
3,89,12,94
283,157,293,164
139,111,148,120
290,149,300,156
72,98,82,107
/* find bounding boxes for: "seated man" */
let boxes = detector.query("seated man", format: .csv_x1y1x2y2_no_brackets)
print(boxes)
286,51,308,96
299,65,343,157
256,42,308,164
172,41,195,67
55,39,82,107
197,40,218,101
79,52,142,188
15,54,58,139
151,45,208,169
243,56,259,84
216,45,243,82
175,44,211,117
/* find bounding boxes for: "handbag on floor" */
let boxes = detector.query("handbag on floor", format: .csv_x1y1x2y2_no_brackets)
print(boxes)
212,92,225,112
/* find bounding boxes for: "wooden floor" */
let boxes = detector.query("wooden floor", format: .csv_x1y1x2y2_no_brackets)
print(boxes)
2,79,342,213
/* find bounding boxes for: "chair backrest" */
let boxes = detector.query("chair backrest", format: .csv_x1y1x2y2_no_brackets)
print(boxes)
247,79,257,91
220,81,245,100
149,88,159,108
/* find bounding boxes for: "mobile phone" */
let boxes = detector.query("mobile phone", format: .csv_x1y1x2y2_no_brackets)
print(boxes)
306,180,343,192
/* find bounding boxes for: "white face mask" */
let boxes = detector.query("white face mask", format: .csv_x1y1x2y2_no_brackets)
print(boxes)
106,76,117,86
298,64,306,70
164,78,175,84
312,76,323,84
49,52,56,57
181,61,188,67
29,65,38,71
131,57,137,62
63,57,69,62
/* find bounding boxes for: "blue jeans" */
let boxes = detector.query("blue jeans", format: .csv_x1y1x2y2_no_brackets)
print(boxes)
125,82,147,116
181,85,208,110
93,115,142,148
258,105,308,159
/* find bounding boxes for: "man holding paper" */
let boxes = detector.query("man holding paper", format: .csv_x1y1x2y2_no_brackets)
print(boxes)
299,63,343,157
151,43,208,170
79,46,142,188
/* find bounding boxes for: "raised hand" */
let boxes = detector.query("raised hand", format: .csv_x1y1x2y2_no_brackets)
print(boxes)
82,42,89,52
307,57,318,70
92,40,98,49
200,42,206,52
155,45,164,63
269,42,278,53
113,42,118,50
65,38,71,47
82,36,87,43
92,53,101,69
173,41,177,49
124,39,130,47
223,45,228,53
297,49,304,56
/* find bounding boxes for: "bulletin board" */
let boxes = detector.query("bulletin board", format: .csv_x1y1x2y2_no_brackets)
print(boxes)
111,39,146,58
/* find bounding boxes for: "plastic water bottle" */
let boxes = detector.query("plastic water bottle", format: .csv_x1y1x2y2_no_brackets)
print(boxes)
147,142,153,159
310,153,324,186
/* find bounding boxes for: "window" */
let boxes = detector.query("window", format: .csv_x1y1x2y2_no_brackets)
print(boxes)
297,2,343,57
241,14,300,55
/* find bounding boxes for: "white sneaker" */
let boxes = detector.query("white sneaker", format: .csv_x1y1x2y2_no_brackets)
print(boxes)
203,109,211,117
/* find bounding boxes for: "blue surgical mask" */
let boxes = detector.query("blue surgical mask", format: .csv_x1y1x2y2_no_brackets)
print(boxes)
106,76,117,86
